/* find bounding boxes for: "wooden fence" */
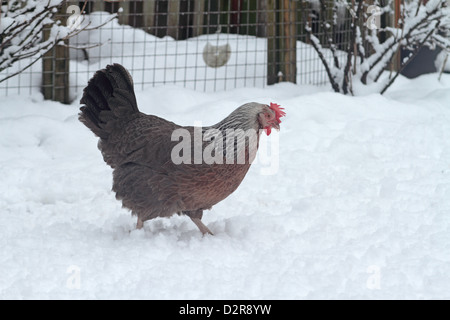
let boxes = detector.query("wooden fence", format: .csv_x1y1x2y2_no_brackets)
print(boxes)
39,0,358,103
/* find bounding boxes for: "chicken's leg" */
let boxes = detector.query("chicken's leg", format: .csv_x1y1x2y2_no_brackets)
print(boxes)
190,217,214,236
136,217,144,229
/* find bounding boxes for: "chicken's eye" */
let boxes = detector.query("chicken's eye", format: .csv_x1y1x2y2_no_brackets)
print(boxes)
265,113,270,119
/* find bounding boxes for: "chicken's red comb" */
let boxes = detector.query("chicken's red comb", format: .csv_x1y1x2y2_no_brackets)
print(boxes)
269,102,286,123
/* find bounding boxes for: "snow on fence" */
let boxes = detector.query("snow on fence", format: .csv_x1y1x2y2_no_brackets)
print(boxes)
1,0,358,102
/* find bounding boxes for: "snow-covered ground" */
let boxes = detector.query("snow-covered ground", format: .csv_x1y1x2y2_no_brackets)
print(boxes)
1,70,449,299
1,9,450,299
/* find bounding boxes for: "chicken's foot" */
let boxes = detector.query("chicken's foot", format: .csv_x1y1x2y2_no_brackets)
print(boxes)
190,217,214,236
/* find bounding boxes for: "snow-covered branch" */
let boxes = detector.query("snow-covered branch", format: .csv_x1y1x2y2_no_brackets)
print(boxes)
302,0,450,95
0,0,116,83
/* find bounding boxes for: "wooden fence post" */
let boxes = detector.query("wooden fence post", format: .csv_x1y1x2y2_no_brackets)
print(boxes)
167,0,181,39
118,0,129,25
280,0,297,83
92,0,104,12
267,0,278,85
192,0,205,37
42,1,71,104
143,0,156,33
267,0,297,85
392,0,402,71
256,0,267,38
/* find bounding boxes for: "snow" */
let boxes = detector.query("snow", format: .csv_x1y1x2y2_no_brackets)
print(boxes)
1,71,450,299
1,8,450,299
0,0,72,83
435,50,450,73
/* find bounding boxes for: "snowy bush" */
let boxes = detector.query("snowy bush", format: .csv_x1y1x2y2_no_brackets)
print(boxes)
0,0,114,83
304,0,450,95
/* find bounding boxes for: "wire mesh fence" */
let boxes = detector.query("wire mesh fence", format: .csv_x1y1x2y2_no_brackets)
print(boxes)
1,0,356,101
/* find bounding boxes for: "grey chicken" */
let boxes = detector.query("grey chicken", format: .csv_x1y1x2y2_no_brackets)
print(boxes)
79,64,285,235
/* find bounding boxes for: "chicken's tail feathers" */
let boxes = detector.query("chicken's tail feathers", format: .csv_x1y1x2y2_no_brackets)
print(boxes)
79,63,139,139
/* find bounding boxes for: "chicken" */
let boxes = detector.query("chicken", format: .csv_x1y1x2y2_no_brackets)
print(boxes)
79,64,285,235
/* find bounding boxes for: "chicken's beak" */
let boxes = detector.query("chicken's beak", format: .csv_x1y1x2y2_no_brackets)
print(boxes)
271,121,280,131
